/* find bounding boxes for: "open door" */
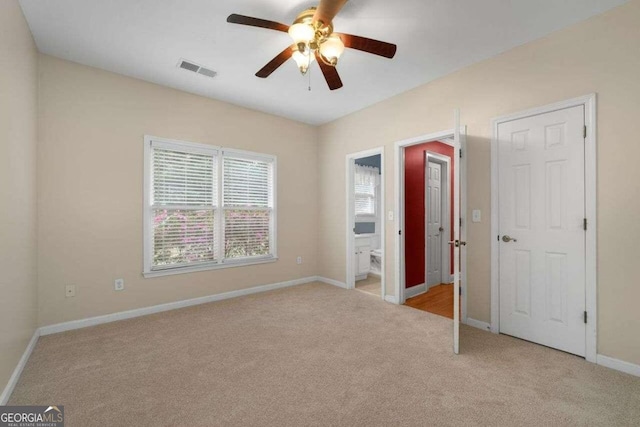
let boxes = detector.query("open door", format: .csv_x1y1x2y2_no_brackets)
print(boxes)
395,116,465,353
452,109,463,354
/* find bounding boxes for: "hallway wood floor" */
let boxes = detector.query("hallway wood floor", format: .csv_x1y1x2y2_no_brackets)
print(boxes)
404,283,454,319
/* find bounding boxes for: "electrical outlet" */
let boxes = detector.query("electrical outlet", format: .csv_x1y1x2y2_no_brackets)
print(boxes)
65,285,76,298
296,256,303,265
114,278,124,291
472,209,482,223
388,211,394,221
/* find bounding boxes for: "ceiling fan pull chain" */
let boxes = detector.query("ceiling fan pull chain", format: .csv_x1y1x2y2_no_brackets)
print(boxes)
308,57,312,91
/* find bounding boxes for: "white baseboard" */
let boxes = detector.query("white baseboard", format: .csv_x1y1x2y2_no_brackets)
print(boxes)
316,276,348,289
597,354,640,377
384,295,399,304
0,329,40,405
405,283,427,299
40,276,318,336
464,318,492,332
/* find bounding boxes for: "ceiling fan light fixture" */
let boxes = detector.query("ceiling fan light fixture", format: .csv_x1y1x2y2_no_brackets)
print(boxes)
288,22,315,50
292,48,315,75
319,33,345,66
226,1,397,90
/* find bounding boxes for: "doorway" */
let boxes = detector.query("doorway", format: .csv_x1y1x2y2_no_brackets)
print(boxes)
491,94,597,362
346,148,385,299
402,142,455,318
396,126,467,320
395,121,467,356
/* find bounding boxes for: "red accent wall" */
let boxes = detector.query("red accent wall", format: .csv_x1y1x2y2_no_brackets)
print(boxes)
404,141,454,288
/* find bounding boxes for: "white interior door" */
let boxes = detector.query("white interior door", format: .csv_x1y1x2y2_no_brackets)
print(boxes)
452,111,461,355
497,105,586,356
426,161,443,287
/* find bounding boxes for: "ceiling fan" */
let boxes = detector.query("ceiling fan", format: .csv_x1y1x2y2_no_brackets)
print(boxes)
227,0,397,90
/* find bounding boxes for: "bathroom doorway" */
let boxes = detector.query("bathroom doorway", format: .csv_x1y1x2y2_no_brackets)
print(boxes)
346,148,385,299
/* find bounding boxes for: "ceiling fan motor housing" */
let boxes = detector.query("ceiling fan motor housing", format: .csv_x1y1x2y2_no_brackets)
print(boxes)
291,7,333,52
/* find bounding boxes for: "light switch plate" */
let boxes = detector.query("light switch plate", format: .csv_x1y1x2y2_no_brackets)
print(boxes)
388,211,394,221
472,209,481,223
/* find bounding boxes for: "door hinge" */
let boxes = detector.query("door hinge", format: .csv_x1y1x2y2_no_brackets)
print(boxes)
497,234,500,241
584,126,587,139
399,230,402,236
583,218,587,231
459,149,463,158
584,311,588,324
460,218,463,227
459,287,462,295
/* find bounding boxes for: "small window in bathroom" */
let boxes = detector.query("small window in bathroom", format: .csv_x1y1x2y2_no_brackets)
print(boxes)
354,164,379,218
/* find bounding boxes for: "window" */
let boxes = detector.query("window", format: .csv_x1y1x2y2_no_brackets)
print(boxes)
144,136,276,277
354,165,379,217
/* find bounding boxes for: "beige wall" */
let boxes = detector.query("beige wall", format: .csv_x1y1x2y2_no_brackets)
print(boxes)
37,55,318,327
318,0,640,365
0,1,39,393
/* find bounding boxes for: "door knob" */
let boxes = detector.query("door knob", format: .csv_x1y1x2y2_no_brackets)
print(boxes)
502,235,517,243
448,240,467,248
439,226,444,232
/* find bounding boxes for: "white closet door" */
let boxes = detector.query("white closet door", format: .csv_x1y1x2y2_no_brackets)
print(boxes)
426,161,443,287
498,105,586,356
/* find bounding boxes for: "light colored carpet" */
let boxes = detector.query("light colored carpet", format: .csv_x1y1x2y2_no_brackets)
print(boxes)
9,282,640,426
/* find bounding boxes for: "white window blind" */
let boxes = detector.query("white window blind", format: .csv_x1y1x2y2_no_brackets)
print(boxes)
354,165,379,216
151,145,218,270
145,137,276,276
223,155,274,260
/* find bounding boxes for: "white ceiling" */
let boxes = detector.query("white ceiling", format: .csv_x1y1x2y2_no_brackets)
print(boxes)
19,0,626,125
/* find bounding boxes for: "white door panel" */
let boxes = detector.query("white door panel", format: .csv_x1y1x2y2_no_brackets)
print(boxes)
426,161,443,287
453,110,461,355
498,105,586,356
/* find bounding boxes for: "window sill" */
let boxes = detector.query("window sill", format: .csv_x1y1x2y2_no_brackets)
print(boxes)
143,256,278,278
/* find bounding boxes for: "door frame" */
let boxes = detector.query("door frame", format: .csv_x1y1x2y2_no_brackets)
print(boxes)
425,152,452,288
394,127,467,317
346,147,386,299
490,93,597,363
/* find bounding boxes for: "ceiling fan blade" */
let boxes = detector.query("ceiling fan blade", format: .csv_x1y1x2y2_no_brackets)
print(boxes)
315,51,343,90
227,14,289,33
313,0,348,25
337,33,397,59
256,45,295,78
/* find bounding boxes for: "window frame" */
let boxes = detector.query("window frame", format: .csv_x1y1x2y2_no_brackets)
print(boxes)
143,136,277,278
